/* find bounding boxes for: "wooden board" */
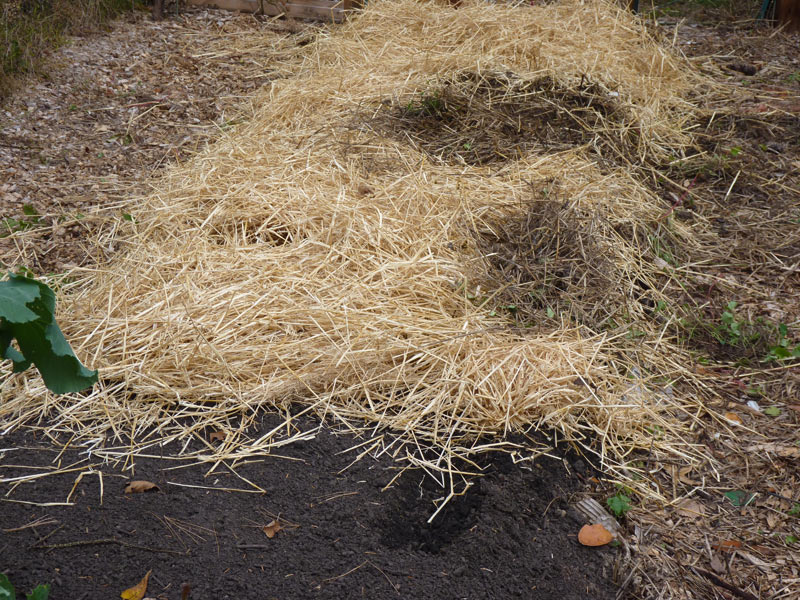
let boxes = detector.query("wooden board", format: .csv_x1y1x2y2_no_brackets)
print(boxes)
776,0,800,31
187,0,353,22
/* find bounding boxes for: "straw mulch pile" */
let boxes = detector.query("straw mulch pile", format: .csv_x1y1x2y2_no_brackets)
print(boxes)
1,0,714,491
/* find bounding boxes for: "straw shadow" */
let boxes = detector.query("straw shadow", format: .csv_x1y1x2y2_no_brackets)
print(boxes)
368,72,633,167
472,184,617,326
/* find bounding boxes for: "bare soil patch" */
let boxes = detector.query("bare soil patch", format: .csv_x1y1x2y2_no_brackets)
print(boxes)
1,419,617,600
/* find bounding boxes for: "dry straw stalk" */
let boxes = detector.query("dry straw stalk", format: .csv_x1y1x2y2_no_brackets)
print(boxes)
1,0,714,495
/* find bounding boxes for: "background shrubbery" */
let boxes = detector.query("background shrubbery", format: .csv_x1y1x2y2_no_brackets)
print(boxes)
0,0,137,97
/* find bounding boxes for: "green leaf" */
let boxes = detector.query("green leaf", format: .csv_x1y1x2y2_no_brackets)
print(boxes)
0,274,97,394
786,535,799,545
25,585,48,600
763,406,781,417
789,503,800,516
724,490,755,507
0,574,15,600
607,493,632,517
769,346,791,359
0,277,42,324
546,307,555,319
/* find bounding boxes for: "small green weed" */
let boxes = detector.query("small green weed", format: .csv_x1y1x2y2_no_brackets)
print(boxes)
764,323,800,362
404,91,445,118
607,492,632,518
717,301,744,345
1,204,42,237
0,573,49,600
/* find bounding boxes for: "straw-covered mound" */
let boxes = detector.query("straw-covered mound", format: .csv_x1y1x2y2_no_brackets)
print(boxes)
2,0,710,488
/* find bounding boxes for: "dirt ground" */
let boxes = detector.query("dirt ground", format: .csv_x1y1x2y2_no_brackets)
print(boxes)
1,418,616,600
1,2,799,599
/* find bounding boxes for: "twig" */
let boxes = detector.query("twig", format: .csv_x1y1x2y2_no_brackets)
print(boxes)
691,567,759,600
34,537,182,555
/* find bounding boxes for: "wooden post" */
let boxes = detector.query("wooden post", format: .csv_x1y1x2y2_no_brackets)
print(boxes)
776,0,800,32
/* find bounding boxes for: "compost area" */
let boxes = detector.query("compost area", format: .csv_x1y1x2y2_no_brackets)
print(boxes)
1,1,799,599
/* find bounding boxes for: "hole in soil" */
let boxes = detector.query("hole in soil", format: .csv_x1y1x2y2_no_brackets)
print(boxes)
368,72,631,166
378,472,484,553
472,183,615,324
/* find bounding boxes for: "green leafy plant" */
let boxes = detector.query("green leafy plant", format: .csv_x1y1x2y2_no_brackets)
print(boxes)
0,272,97,394
607,492,632,518
718,301,743,345
788,503,800,517
764,323,800,362
0,573,49,600
1,204,41,237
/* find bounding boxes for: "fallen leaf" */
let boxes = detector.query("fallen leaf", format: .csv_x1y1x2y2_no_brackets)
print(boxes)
766,511,780,529
724,490,755,507
676,498,706,520
677,466,698,486
209,430,226,442
788,404,800,414
263,519,282,539
764,406,782,417
745,443,799,458
709,554,725,574
121,570,151,600
723,412,742,424
713,539,742,552
578,523,613,547
124,480,159,494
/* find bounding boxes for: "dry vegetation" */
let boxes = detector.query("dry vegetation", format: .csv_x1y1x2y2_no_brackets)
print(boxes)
1,1,798,598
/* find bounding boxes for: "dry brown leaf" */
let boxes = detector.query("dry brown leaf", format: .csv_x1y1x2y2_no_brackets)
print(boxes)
676,498,706,520
209,430,226,443
578,523,613,547
745,443,800,458
263,519,282,539
124,480,159,494
120,569,151,600
677,466,698,486
709,554,725,574
713,539,742,552
723,412,743,424
766,511,780,529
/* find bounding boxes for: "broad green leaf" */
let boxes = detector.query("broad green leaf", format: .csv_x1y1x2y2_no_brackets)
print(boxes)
770,346,791,359
0,278,41,324
764,406,782,417
25,585,48,600
11,315,97,394
0,574,15,600
0,273,97,394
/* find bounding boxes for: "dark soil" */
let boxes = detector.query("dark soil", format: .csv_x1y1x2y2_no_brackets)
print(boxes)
1,417,618,600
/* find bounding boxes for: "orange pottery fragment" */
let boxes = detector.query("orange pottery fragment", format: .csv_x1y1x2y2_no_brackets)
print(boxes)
578,523,613,547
